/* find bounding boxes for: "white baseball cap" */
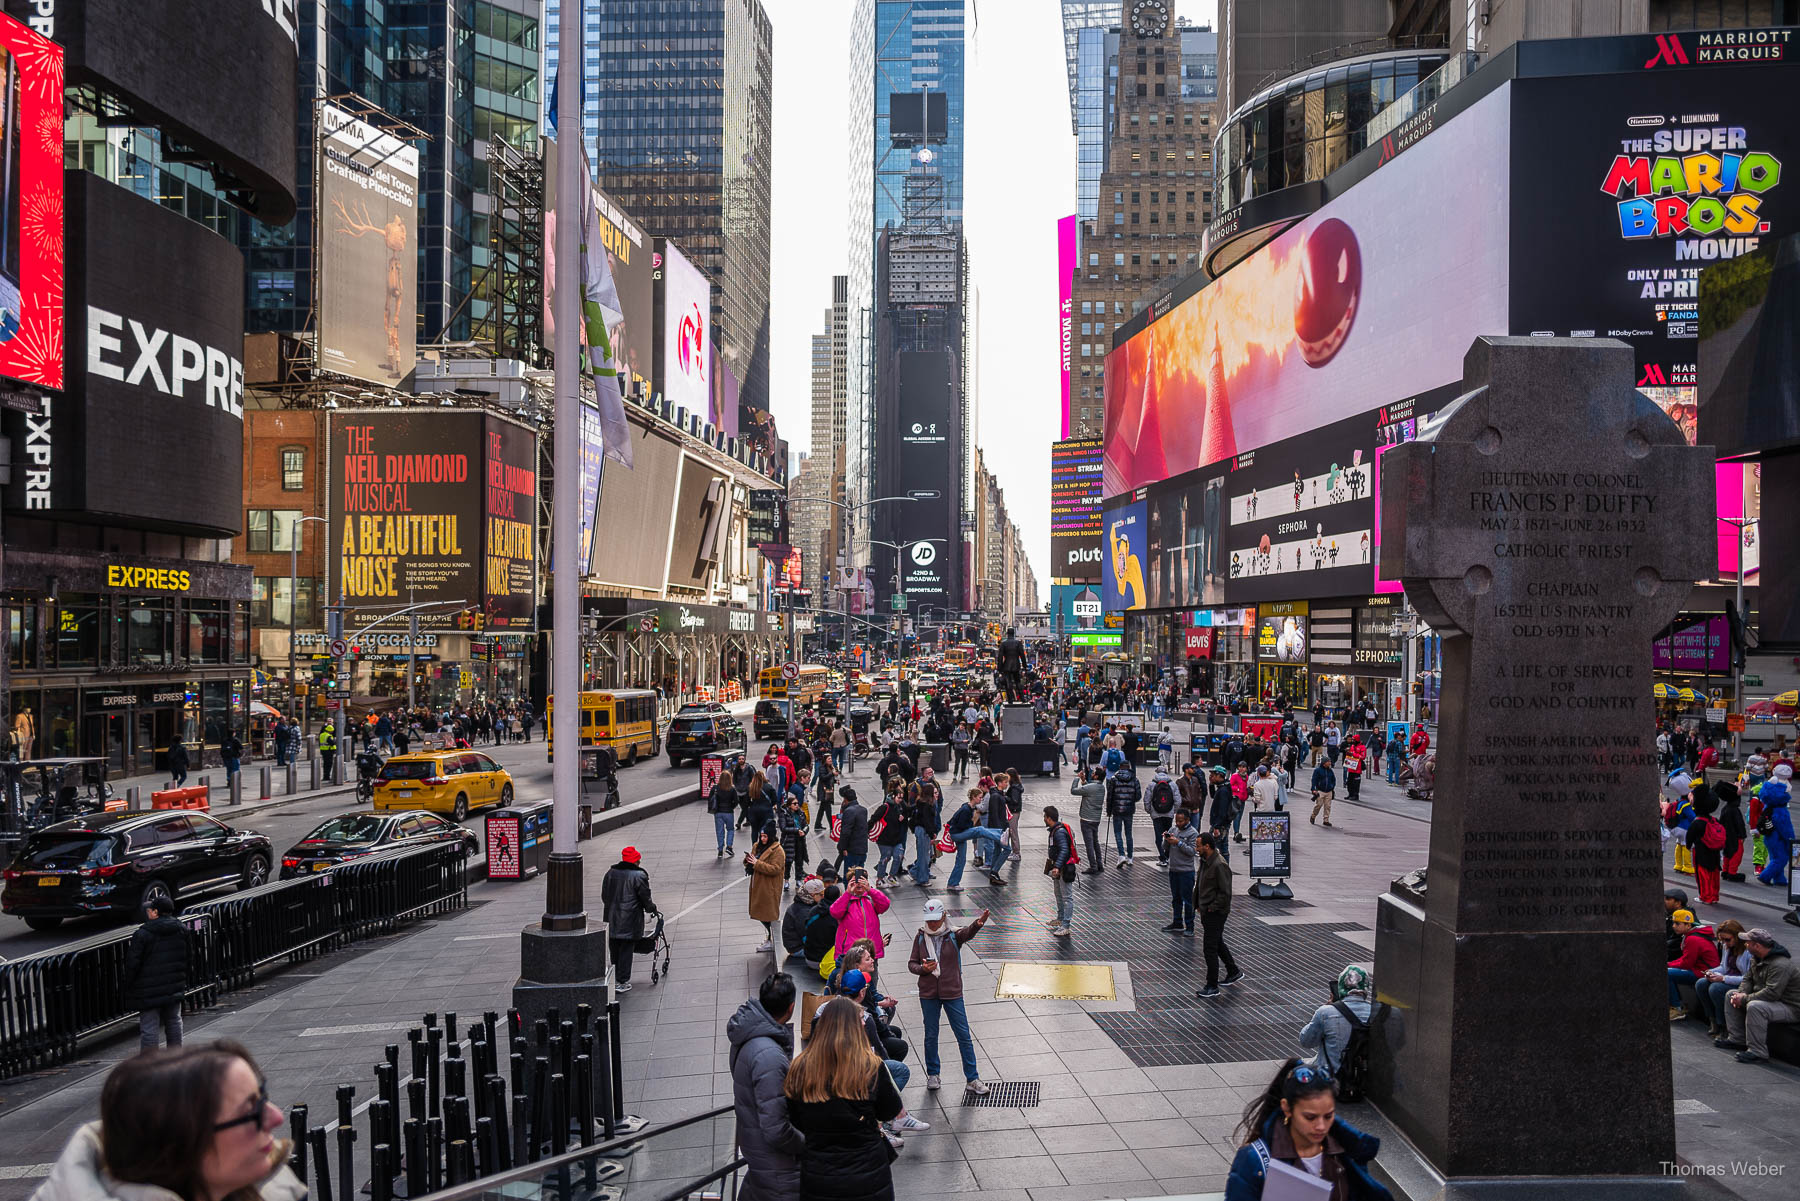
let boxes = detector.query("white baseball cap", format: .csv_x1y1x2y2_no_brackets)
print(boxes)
922,900,947,922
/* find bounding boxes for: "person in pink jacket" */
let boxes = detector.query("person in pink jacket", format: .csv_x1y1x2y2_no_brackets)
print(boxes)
831,867,890,967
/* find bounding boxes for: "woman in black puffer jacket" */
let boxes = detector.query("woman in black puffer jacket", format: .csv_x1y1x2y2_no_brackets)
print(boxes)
783,996,903,1201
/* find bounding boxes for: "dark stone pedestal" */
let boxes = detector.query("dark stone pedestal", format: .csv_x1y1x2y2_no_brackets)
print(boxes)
985,742,1061,778
512,922,610,1031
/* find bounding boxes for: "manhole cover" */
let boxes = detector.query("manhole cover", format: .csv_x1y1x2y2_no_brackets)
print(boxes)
963,1080,1040,1107
994,962,1116,1001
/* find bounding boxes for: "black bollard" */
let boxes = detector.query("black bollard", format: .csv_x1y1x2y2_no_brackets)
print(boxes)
475,1115,498,1178
370,1144,391,1201
408,1029,427,1090
445,1012,458,1043
575,1054,595,1147
308,1127,333,1201
512,1090,532,1165
368,1099,392,1188
507,1007,522,1041
403,1119,425,1200
425,1117,443,1193
445,1051,467,1108
510,1040,527,1090
559,1020,575,1082
484,1011,500,1057
534,1018,549,1050
406,1078,427,1127
528,1055,550,1158
426,1024,443,1119
575,1003,592,1034
548,1072,568,1157
487,1076,512,1172
546,1007,560,1035
334,1087,357,1201
375,1064,399,1164
289,1104,310,1183
607,1001,626,1123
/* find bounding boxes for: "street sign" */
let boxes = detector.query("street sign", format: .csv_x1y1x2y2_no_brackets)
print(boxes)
891,594,907,612
781,662,799,681
325,689,351,699
329,637,349,658
324,700,341,711
1706,706,1728,723
1743,674,1764,687
1727,713,1746,733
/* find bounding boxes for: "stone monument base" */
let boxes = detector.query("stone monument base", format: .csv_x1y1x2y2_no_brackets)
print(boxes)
512,922,610,1030
999,704,1034,745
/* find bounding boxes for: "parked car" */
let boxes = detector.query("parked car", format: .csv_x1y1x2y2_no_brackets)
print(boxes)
278,810,477,879
373,750,515,822
1,811,274,931
667,707,747,766
753,699,793,741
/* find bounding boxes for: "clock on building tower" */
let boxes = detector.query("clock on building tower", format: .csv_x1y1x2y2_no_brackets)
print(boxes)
1130,0,1170,38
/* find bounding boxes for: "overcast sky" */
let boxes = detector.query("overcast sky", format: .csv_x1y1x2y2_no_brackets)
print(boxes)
761,0,1216,596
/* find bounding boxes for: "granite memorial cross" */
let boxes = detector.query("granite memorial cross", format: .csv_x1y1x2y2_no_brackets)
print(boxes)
1371,337,1715,1194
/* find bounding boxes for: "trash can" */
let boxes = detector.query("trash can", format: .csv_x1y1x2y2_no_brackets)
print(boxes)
486,800,553,880
1191,731,1229,768
700,750,744,801
580,746,617,814
920,743,951,774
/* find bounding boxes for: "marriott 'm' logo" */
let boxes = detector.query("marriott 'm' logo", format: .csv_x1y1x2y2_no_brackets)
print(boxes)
1644,34,1690,68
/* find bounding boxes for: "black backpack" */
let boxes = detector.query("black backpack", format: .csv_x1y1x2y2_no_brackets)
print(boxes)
1329,1001,1372,1101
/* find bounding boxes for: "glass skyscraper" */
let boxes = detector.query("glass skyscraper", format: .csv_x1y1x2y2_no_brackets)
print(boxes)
243,0,540,348
545,0,774,420
846,0,967,568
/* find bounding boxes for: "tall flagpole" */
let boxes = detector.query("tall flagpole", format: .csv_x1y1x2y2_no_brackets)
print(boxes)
544,0,584,929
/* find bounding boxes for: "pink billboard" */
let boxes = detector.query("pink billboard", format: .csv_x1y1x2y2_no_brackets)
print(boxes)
1059,214,1076,438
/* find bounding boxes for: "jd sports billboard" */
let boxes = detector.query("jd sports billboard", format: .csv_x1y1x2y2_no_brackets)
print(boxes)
893,350,954,610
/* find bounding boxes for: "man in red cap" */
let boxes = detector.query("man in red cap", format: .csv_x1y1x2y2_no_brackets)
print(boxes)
601,847,653,993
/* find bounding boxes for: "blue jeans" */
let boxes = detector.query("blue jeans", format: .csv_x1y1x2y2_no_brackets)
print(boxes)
1168,870,1196,929
1698,978,1734,1027
714,812,734,852
1232,801,1247,835
1668,967,1698,1007
885,1058,910,1092
919,996,979,1081
1112,811,1136,857
1052,875,1074,926
1386,752,1402,783
877,843,907,878
222,756,240,777
947,828,1001,887
1075,737,1091,766
910,828,935,883
834,747,848,772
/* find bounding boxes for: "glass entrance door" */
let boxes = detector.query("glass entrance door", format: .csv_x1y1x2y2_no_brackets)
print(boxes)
84,711,130,775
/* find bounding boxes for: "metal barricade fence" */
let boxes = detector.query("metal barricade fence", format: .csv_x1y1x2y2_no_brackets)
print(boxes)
0,841,469,1079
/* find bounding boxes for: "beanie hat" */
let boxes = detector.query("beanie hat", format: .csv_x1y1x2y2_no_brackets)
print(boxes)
620,847,641,864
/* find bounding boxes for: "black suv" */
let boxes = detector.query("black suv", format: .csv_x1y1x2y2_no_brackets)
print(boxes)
667,707,747,766
1,811,275,931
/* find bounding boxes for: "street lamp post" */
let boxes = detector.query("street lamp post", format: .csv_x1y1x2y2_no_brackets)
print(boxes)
287,516,329,737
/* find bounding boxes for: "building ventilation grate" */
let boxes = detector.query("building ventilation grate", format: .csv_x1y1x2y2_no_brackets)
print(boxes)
963,1080,1040,1107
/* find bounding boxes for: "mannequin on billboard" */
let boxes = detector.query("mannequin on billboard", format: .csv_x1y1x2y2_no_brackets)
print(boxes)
332,196,410,375
996,627,1027,704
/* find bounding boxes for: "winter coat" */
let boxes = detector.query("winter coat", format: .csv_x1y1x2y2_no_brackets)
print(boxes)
872,801,909,847
1208,780,1237,831
165,742,189,774
1071,775,1106,824
787,1064,904,1201
1177,773,1207,811
830,887,890,959
1146,773,1178,815
1668,924,1720,974
1106,772,1142,816
748,842,787,924
1196,852,1233,916
802,907,839,964
836,802,871,857
983,790,1010,830
709,782,740,815
908,920,981,1000
726,999,805,1201
1739,944,1800,1008
782,898,823,955
599,862,653,942
35,1122,306,1201
123,915,190,1009
1311,763,1337,793
1300,994,1374,1073
1225,1112,1393,1201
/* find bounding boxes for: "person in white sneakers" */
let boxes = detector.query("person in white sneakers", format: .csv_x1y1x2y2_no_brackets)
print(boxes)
838,970,931,1143
906,899,992,1096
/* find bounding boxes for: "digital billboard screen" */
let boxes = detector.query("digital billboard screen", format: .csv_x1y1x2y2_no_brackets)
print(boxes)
1102,499,1147,613
1059,214,1075,435
330,412,483,630
3,174,242,534
483,415,538,629
1103,83,1511,497
894,350,954,608
317,102,419,386
1696,233,1800,459
578,401,604,576
0,13,60,389
1257,603,1309,662
1050,437,1103,581
593,184,654,399
659,239,710,417
1511,60,1798,394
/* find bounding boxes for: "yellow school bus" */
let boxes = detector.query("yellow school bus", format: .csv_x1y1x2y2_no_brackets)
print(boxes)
546,689,660,765
758,664,831,707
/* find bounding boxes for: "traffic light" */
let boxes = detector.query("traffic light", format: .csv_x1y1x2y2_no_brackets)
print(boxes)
1410,679,1423,696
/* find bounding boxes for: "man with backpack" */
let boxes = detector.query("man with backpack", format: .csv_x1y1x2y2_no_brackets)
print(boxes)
1042,805,1078,936
1299,966,1376,1097
1145,768,1179,869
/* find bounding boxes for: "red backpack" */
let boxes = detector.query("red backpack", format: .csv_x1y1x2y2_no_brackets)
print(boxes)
1700,817,1727,851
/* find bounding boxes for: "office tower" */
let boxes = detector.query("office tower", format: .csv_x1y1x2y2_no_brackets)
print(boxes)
550,0,774,420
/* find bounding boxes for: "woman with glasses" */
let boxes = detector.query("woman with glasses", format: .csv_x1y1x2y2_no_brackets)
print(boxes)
1224,1058,1392,1200
35,1040,302,1201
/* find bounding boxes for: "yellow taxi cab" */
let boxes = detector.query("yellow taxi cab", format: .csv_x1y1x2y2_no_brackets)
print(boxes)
372,750,515,822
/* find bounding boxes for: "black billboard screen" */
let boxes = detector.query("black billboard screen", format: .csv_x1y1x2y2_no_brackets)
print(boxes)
1697,233,1800,459
888,91,947,143
1510,61,1798,391
13,0,299,221
483,415,538,629
3,174,245,534
331,411,483,630
895,350,954,609
1050,438,1104,580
